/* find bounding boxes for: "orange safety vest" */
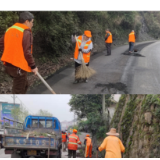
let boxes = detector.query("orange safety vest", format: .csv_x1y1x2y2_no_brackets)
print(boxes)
74,35,92,63
85,137,92,158
105,31,112,43
62,133,67,142
68,133,81,150
1,23,33,72
85,137,92,146
128,32,135,42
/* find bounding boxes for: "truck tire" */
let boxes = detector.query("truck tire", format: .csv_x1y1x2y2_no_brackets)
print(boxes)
11,153,21,158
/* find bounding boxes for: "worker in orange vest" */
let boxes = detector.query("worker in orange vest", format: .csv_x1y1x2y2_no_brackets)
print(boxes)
97,128,125,158
84,134,92,158
68,129,81,158
105,29,112,56
128,30,136,53
0,11,38,94
62,131,68,152
72,30,93,84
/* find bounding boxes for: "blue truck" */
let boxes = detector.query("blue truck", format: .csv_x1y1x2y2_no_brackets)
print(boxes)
0,115,62,158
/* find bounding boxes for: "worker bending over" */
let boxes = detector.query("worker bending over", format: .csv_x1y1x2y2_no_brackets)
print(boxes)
0,11,38,94
68,129,81,158
97,128,125,158
72,30,93,84
84,134,92,158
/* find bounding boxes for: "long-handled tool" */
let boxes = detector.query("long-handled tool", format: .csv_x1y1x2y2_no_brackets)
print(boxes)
36,72,56,94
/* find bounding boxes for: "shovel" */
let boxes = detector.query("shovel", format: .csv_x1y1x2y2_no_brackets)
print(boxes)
36,72,56,94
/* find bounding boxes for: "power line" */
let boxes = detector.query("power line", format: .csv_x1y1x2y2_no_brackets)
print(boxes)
0,95,13,103
15,95,34,115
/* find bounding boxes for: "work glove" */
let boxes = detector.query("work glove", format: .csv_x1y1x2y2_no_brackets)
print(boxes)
79,48,82,52
96,147,99,151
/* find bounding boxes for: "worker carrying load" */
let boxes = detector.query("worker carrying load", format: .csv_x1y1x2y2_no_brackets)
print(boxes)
84,134,92,158
62,130,68,152
97,128,125,158
128,30,136,53
0,11,38,94
105,29,113,56
71,30,95,84
67,129,81,158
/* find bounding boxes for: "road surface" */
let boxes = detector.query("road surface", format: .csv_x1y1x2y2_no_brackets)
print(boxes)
28,40,158,94
0,149,11,158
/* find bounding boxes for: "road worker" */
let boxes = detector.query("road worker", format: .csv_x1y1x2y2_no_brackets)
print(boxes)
71,30,93,84
68,129,81,158
105,29,112,56
97,128,125,158
0,11,38,94
128,30,136,53
62,131,68,152
84,134,92,158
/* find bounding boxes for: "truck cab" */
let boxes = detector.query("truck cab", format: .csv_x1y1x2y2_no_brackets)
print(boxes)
1,115,62,158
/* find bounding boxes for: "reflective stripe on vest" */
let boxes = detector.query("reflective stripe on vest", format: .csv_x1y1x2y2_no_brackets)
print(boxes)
6,25,25,33
68,142,78,145
69,136,77,140
1,23,32,72
74,35,92,63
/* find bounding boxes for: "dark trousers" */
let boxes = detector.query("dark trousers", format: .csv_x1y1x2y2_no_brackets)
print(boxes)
75,61,89,80
106,43,112,55
68,150,76,158
5,63,29,94
129,42,134,52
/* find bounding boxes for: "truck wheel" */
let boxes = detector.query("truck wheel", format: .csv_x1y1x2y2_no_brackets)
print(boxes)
11,153,21,158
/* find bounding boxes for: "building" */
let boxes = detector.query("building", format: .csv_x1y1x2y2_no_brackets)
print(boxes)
0,102,20,127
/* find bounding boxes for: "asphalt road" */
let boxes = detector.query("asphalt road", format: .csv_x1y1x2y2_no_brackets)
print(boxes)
0,149,11,158
28,40,158,94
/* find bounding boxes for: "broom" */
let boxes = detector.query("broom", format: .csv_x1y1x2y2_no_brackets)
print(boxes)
75,35,96,79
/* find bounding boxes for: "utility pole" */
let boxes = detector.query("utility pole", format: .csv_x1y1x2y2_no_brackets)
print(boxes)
11,94,17,126
102,94,106,120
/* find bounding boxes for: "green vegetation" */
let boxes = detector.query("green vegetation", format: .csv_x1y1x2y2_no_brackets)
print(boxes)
69,94,112,139
0,11,141,61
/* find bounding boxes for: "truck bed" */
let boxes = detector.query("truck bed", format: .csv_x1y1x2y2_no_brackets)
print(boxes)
2,135,58,150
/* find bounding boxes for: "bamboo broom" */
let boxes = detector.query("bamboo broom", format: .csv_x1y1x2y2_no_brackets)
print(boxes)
75,36,96,79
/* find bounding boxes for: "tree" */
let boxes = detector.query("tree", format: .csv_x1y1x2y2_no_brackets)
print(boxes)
36,109,53,117
69,94,112,139
11,105,29,122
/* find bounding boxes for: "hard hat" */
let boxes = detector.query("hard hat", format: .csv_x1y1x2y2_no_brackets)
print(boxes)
86,134,90,137
84,30,92,38
73,129,77,133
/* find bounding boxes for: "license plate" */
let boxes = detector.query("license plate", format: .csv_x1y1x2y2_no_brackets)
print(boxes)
27,150,37,156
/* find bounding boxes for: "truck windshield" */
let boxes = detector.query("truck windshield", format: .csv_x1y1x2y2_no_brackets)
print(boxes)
32,119,53,128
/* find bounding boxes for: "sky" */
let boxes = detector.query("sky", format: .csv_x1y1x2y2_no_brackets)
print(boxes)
0,94,121,122
0,94,74,122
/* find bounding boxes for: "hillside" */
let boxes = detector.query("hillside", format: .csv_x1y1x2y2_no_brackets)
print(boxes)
0,11,158,93
111,94,160,158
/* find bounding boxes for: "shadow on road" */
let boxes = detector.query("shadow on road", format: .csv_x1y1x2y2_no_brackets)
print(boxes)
122,52,145,57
